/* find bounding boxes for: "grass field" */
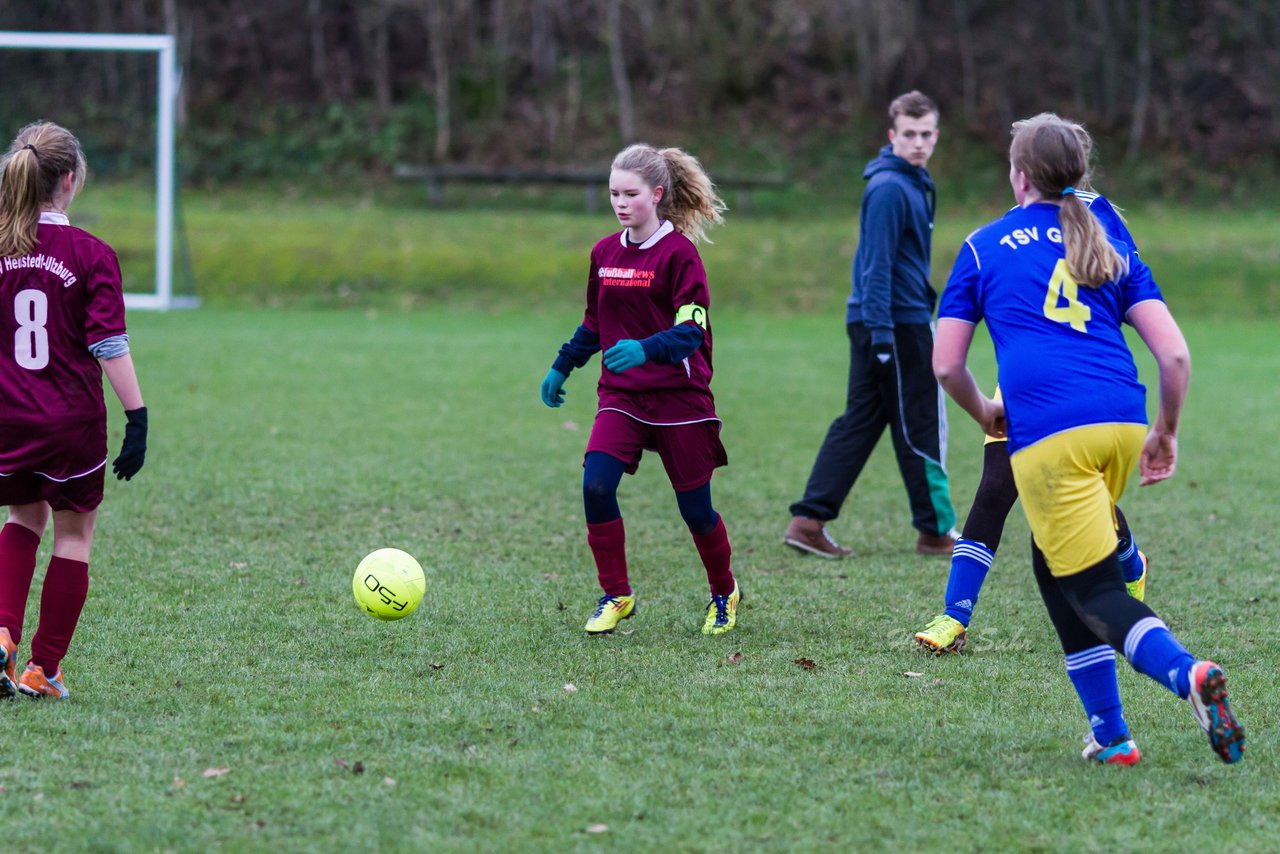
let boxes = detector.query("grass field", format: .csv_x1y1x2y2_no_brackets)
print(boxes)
73,184,1280,318
2,305,1275,851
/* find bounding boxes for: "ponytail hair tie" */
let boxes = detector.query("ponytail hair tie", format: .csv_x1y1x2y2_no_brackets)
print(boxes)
1061,186,1077,197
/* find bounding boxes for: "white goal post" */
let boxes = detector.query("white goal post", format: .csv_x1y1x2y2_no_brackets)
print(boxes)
0,31,194,310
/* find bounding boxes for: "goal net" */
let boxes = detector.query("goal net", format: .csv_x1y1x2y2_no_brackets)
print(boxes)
0,31,195,309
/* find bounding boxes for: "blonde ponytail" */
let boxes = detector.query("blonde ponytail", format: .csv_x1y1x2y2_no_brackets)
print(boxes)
610,143,726,244
0,122,87,258
1009,113,1122,287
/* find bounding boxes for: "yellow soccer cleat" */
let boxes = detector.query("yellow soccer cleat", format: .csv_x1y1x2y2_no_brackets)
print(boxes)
1125,551,1148,602
584,594,636,635
17,663,69,700
701,581,741,635
914,614,967,655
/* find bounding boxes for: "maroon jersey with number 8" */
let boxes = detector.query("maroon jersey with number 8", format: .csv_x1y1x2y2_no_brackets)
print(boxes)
0,213,126,481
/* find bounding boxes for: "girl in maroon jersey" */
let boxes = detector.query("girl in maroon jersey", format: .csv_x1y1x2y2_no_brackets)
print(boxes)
540,143,739,635
0,122,147,699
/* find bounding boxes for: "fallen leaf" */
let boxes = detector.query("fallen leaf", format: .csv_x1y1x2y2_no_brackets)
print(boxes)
563,683,578,694
557,601,566,611
792,658,817,671
429,663,444,670
172,778,186,789
508,738,519,747
230,793,246,804
542,573,560,581
585,823,609,834
726,652,744,664
903,671,924,678
295,577,308,586
333,758,349,770
201,767,230,778
174,680,183,689
69,781,91,790
383,777,397,786
228,562,246,570
561,421,579,432
352,761,365,775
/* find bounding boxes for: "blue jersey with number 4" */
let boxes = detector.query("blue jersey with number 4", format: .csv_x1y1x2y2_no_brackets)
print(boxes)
939,201,1164,453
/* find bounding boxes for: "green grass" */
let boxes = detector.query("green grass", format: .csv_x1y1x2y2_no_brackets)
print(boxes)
2,308,1275,851
74,184,1280,318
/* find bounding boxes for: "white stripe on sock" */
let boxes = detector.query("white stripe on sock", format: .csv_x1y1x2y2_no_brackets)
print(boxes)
1124,616,1168,662
954,540,995,567
1065,645,1116,671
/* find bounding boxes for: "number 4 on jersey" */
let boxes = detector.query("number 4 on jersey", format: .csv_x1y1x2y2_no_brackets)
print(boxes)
1042,259,1091,332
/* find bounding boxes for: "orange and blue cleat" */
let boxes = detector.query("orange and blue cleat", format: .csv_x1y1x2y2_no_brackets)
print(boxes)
1082,732,1142,766
0,627,16,699
1188,661,1244,763
17,662,69,700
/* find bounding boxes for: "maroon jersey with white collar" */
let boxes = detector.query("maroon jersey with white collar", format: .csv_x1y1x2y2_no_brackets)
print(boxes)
582,222,717,424
0,212,126,479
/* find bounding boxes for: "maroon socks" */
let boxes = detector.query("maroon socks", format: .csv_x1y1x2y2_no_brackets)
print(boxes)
692,516,735,597
30,556,89,675
0,523,41,642
587,518,631,596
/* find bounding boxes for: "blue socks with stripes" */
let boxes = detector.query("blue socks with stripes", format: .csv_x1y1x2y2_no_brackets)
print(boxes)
943,538,995,626
1066,645,1129,745
1117,534,1145,584
1125,616,1194,698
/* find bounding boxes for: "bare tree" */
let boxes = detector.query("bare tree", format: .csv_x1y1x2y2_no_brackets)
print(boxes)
425,2,452,160
604,0,635,142
1125,0,1152,162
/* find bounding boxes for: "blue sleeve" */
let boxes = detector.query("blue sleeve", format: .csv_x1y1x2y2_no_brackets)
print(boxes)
1119,250,1164,320
857,182,907,345
1089,196,1138,253
639,323,704,365
938,239,983,323
552,324,600,375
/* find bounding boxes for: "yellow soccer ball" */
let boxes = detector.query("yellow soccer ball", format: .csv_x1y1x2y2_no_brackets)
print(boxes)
353,548,425,620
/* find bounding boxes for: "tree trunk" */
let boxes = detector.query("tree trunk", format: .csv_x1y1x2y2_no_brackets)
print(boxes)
605,0,635,143
1125,0,1152,162
491,0,509,115
357,3,393,112
163,0,188,126
308,0,333,101
953,0,977,126
424,3,452,161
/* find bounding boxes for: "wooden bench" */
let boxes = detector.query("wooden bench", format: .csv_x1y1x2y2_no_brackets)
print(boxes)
393,164,786,212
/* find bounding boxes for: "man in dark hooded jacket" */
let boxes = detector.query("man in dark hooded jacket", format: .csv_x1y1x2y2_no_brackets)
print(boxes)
785,90,958,558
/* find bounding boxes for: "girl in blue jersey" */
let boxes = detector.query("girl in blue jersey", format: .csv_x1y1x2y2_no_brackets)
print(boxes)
933,113,1243,765
915,122,1150,656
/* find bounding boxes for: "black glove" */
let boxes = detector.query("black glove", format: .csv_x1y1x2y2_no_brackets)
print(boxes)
112,406,148,481
871,342,895,373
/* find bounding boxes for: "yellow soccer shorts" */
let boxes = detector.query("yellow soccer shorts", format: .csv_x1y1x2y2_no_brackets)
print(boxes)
1009,422,1147,577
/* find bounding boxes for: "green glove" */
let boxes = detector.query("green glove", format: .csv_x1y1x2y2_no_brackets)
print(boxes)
541,368,568,407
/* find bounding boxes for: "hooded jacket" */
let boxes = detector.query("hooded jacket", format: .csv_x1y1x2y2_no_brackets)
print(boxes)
845,144,937,345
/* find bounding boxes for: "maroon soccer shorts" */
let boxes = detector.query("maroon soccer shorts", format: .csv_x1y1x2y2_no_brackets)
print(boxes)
586,409,727,492
0,466,105,513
